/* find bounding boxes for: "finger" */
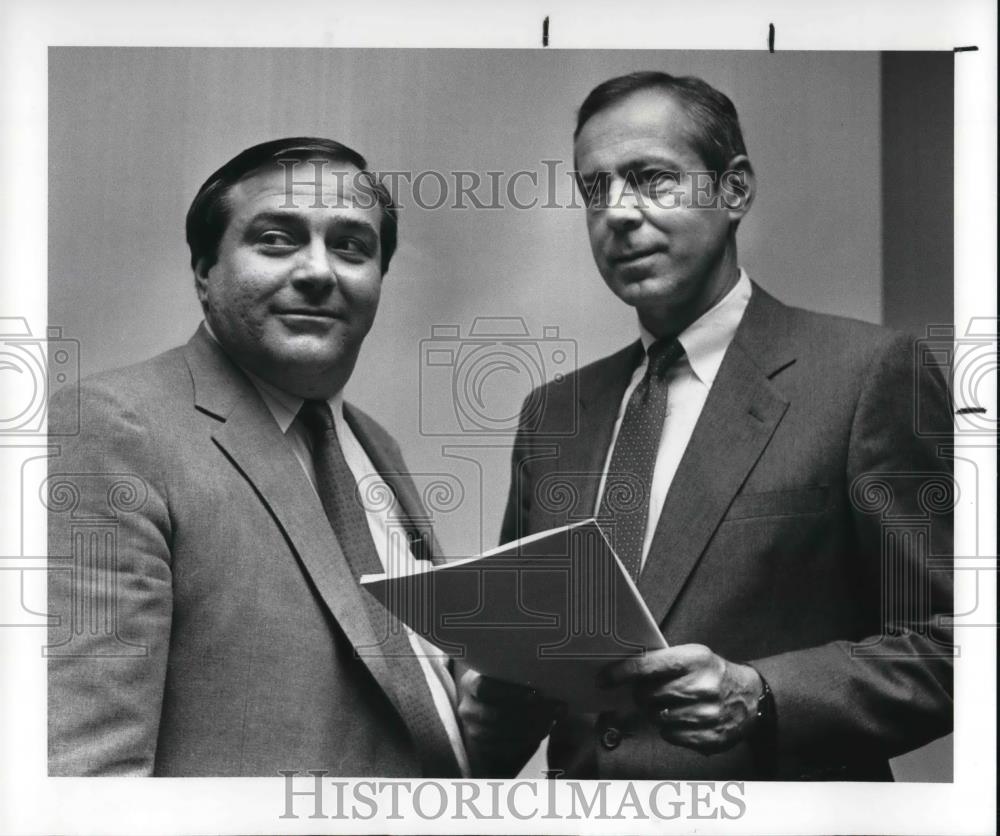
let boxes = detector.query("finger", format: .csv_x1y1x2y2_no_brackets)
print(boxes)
597,647,692,689
458,690,563,741
465,701,559,731
632,668,720,707
459,713,528,747
659,726,738,755
465,672,542,703
664,644,721,671
632,684,697,713
634,645,727,692
460,709,555,755
458,699,512,726
630,666,709,703
652,702,720,729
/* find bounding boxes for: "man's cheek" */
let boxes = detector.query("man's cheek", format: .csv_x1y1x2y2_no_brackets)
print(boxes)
362,282,383,316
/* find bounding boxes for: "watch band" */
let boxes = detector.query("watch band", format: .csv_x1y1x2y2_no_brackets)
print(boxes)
755,674,775,729
747,666,778,777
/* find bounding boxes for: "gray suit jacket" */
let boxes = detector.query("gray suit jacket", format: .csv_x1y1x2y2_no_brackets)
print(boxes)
47,326,462,777
501,284,953,780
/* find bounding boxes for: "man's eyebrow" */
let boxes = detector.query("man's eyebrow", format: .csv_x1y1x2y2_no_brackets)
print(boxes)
244,210,307,227
326,217,379,237
576,168,610,183
578,153,683,180
616,153,684,173
244,212,377,235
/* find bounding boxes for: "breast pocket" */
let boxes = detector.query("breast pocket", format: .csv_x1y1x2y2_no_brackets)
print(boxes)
723,485,833,521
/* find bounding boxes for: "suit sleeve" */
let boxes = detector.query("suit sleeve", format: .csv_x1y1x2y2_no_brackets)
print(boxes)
47,381,174,776
751,331,954,772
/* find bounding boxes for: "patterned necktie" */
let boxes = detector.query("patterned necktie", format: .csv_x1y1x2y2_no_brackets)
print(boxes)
298,399,459,777
299,400,385,580
598,338,684,579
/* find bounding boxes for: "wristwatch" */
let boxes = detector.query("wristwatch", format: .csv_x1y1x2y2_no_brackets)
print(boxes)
754,675,775,729
747,667,778,776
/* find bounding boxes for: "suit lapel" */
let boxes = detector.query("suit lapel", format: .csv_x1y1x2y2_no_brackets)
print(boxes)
182,329,423,750
343,404,462,777
345,406,439,564
637,286,793,625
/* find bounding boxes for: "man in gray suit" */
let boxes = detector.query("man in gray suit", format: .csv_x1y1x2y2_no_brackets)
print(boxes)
459,72,953,780
47,138,467,777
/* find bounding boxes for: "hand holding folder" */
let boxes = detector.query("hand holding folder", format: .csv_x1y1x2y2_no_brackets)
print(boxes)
361,519,666,711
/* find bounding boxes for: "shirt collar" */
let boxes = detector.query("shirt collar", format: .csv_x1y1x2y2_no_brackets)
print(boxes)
638,268,752,385
202,319,344,433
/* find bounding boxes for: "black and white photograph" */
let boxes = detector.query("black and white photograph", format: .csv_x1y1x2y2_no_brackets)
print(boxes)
0,1,995,834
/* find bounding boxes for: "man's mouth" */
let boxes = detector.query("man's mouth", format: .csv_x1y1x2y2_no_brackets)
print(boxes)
610,248,662,267
276,308,340,319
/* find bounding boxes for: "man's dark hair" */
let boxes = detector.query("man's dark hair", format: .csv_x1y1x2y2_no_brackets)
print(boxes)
185,136,398,275
574,71,748,176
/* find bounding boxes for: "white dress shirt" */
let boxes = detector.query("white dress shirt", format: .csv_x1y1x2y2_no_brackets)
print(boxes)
595,269,753,573
204,326,470,776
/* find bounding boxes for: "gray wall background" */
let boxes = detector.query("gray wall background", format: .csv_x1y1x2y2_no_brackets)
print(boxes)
48,48,952,780
50,47,887,550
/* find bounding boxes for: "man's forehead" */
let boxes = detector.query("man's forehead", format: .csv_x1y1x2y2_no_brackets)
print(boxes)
228,160,373,212
574,89,698,166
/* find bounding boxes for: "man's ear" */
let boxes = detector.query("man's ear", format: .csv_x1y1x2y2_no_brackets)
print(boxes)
720,155,756,222
193,259,211,310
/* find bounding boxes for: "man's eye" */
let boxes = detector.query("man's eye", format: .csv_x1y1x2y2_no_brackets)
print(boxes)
332,238,372,258
257,230,296,247
638,169,679,193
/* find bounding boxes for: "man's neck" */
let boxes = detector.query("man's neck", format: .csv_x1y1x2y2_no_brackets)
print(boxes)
200,319,351,401
638,246,740,339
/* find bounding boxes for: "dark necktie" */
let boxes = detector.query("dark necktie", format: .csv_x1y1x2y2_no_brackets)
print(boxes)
298,399,459,777
299,400,384,580
597,338,684,579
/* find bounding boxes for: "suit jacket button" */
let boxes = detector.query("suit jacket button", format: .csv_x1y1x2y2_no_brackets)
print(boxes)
600,727,623,750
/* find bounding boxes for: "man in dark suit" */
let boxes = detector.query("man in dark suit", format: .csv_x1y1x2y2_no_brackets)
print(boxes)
459,72,953,780
47,138,467,777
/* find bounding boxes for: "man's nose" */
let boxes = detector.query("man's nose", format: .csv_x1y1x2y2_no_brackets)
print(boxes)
290,238,335,291
603,180,644,232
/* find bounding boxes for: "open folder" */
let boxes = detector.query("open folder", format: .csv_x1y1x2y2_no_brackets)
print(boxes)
360,519,666,712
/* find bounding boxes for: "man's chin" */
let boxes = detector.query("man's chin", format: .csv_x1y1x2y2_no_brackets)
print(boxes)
278,345,354,376
271,325,351,356
611,274,679,308
237,340,356,392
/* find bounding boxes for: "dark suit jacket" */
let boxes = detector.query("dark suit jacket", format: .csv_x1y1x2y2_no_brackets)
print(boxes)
47,326,462,777
501,284,953,780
